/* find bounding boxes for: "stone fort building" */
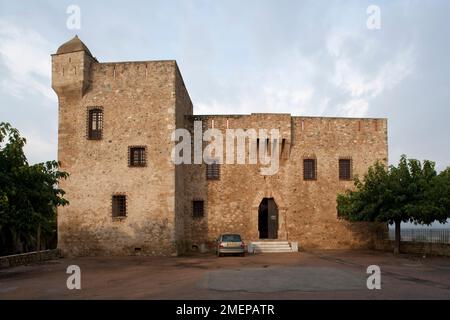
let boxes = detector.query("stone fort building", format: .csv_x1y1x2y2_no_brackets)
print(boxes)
52,36,388,256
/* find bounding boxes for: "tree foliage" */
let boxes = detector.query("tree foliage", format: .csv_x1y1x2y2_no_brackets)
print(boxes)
337,155,450,254
0,122,69,255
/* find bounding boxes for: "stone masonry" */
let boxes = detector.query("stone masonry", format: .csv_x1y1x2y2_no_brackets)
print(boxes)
52,36,388,256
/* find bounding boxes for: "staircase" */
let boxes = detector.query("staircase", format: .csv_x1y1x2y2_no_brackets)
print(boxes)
249,241,297,253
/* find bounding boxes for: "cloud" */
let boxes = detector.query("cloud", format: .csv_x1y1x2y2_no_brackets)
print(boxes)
22,130,57,164
193,49,324,116
338,99,369,118
0,19,56,102
326,29,415,117
193,20,415,119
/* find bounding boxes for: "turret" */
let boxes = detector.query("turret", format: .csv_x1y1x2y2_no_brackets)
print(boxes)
51,35,96,97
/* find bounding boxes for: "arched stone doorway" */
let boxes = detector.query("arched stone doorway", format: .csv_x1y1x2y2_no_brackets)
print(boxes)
250,190,287,240
258,198,278,239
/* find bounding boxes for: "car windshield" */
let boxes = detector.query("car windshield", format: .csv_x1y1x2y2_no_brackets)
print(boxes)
221,234,241,242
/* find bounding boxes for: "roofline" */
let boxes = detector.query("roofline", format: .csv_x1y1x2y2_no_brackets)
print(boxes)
188,114,387,120
98,59,176,65
50,54,175,66
51,50,99,62
291,115,388,120
51,50,92,57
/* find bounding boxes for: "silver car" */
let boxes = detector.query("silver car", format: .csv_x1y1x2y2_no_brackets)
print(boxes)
215,233,246,257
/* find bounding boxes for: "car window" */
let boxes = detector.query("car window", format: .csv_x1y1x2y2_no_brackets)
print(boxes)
221,234,242,242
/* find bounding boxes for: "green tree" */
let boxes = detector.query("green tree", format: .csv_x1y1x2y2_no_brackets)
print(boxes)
0,122,69,255
337,155,450,254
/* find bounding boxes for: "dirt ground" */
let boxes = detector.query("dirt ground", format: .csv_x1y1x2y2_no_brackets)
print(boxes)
1,250,450,299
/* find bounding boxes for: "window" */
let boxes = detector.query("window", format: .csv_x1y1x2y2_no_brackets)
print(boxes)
112,195,126,218
88,108,103,140
303,159,317,180
129,146,146,167
193,200,204,218
339,158,352,180
206,161,220,180
221,234,242,242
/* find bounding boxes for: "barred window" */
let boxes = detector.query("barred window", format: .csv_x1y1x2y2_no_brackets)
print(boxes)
339,158,352,180
129,147,146,167
303,159,317,180
88,108,103,140
112,195,126,217
206,161,220,180
193,200,204,218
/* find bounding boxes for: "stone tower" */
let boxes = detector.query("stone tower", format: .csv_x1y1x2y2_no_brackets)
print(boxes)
52,36,193,256
51,35,96,97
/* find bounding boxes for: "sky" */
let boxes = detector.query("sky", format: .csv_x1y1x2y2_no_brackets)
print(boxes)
0,1,449,170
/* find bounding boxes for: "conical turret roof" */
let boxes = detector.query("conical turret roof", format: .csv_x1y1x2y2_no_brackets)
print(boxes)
56,35,92,56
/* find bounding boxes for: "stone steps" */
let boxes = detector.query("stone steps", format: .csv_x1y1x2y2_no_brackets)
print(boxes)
248,241,297,253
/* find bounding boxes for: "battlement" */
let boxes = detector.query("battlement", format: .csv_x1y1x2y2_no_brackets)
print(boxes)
51,37,183,100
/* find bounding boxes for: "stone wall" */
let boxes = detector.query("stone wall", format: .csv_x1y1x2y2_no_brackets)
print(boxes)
174,63,194,254
375,240,450,257
0,250,61,268
183,115,388,250
53,54,181,256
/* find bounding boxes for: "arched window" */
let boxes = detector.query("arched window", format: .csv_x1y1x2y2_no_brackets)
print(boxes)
87,108,103,140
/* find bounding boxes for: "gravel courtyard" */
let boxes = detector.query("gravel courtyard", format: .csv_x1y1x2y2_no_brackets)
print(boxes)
1,250,450,299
